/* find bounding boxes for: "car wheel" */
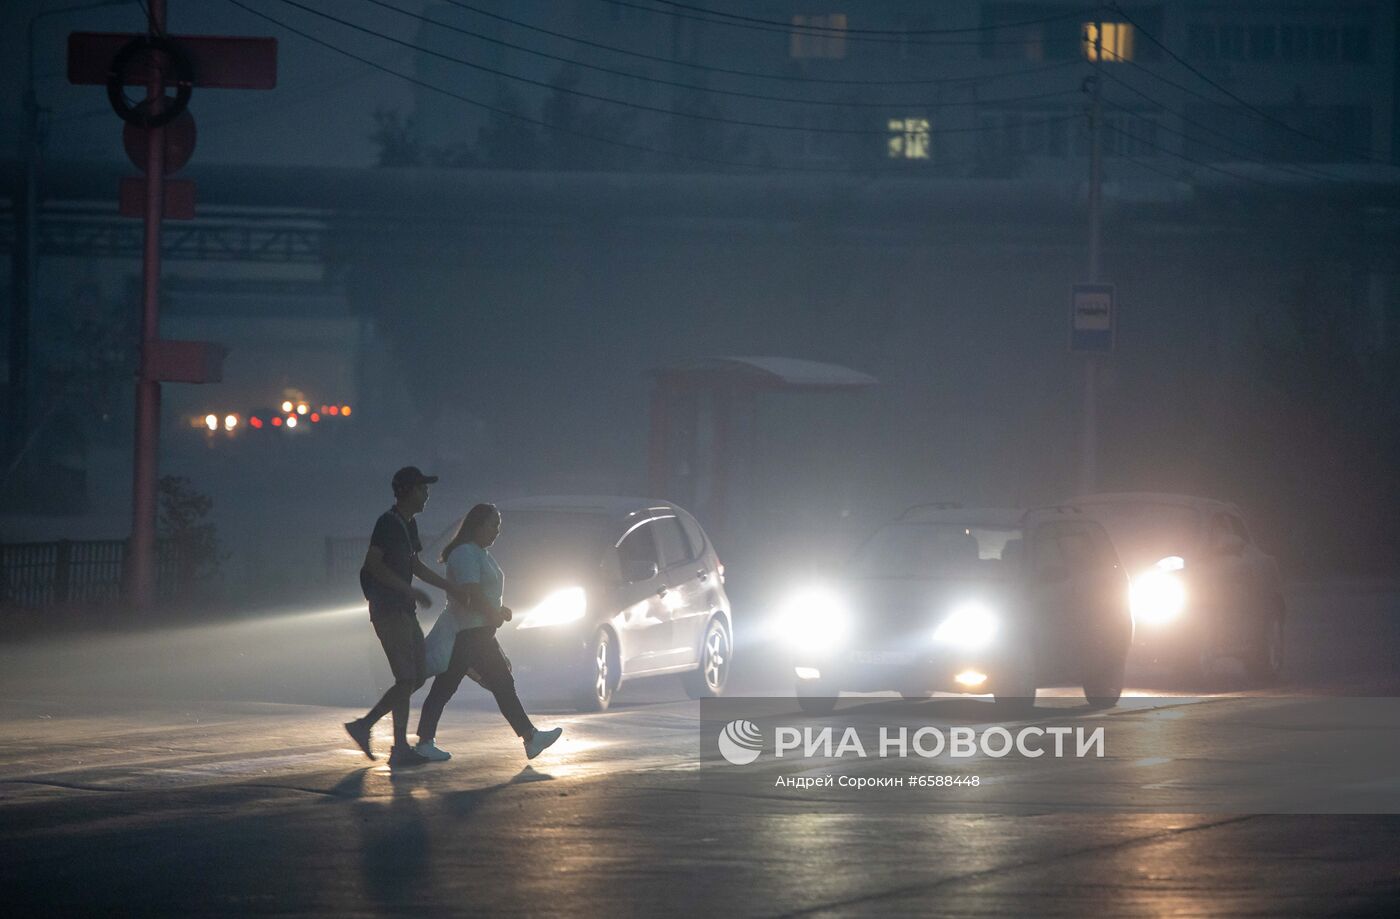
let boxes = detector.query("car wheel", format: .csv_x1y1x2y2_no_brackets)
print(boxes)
576,628,618,713
682,618,731,699
795,678,838,715
1246,610,1285,683
1083,653,1126,708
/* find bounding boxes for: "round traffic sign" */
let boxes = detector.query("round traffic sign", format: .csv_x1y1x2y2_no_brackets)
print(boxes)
123,107,197,175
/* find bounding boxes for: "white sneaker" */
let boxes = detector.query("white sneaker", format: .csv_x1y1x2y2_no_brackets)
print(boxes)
524,727,562,760
413,739,451,762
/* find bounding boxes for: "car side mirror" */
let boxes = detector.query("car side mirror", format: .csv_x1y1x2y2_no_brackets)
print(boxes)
622,559,659,583
1038,565,1069,584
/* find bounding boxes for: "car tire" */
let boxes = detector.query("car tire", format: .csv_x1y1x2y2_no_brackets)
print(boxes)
576,627,618,713
1245,607,1285,684
795,679,838,715
682,618,731,699
1083,653,1126,708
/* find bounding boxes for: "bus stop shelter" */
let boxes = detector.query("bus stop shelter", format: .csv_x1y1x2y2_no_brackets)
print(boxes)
647,356,878,539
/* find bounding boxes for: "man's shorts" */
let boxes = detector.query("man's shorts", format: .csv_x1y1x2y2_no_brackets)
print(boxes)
371,611,426,686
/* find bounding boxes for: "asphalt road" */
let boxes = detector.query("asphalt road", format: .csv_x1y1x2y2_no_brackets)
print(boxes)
2,582,1399,916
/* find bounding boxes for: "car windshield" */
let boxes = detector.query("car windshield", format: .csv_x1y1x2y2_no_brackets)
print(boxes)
847,524,1022,579
485,510,613,585
1084,504,1202,569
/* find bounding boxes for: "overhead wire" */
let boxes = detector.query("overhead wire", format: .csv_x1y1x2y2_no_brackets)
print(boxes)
364,0,1083,111
591,0,1100,46
1097,72,1347,183
1101,121,1276,188
265,0,1083,139
1100,98,1327,183
222,0,965,175
1111,148,1193,184
1109,4,1386,164
434,0,1086,88
623,0,1097,37
1095,45,1365,168
227,0,1355,188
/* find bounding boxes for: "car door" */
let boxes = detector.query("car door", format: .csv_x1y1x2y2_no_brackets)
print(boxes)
1199,511,1250,651
677,508,725,646
1024,522,1076,682
1058,520,1132,675
650,511,706,665
612,517,673,670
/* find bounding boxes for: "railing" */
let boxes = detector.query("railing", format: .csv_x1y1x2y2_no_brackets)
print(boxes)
0,539,199,610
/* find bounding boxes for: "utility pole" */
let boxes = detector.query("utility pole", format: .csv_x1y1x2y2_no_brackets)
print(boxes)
1080,20,1105,496
127,0,169,612
68,4,275,612
10,29,39,474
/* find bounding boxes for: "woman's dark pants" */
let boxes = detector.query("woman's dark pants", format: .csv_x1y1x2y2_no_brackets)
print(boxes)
417,627,536,742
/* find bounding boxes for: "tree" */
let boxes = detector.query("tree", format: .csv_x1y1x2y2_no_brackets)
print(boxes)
158,475,223,591
369,107,422,167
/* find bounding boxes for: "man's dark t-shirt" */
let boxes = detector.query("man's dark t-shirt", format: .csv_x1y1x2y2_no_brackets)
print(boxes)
360,507,422,619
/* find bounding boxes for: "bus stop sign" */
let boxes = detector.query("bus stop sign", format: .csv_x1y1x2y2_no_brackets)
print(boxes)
1070,283,1115,353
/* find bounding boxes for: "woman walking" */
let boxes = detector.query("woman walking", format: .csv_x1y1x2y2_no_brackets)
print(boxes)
415,503,563,762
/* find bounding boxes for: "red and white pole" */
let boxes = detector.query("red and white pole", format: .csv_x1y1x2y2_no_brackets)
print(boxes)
129,0,166,611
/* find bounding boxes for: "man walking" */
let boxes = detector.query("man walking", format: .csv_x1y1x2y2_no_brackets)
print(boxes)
345,466,464,767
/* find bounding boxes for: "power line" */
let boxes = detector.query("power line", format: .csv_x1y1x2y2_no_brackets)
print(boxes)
629,0,1097,37
223,0,767,172
267,0,1082,139
436,0,1085,88
1113,148,1193,184
366,0,1082,111
1102,121,1276,188
1109,3,1385,164
1097,45,1361,165
586,0,1100,47
1097,73,1346,183
222,0,968,176
1100,98,1328,184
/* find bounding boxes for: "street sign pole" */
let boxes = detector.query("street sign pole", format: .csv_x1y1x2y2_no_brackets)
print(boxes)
1080,20,1105,496
129,0,167,612
69,13,275,612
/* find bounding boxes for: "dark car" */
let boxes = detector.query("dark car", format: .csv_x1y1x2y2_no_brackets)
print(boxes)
473,496,732,711
1070,493,1286,682
783,504,1132,712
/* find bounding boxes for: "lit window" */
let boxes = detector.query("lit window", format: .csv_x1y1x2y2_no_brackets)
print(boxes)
790,14,847,59
887,118,930,159
1083,21,1134,62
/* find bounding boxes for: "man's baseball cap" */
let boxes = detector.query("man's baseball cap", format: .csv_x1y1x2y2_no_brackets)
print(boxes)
391,466,439,494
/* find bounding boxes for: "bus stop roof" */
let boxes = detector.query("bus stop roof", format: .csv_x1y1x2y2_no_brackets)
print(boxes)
651,356,877,391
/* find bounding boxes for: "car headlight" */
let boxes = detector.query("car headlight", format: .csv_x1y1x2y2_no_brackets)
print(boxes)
1130,563,1186,625
776,587,851,654
517,587,587,630
932,601,999,650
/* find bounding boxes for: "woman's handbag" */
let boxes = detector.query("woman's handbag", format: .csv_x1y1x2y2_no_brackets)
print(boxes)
424,609,461,677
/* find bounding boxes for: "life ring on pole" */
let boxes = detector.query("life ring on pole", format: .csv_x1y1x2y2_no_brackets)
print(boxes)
106,36,193,129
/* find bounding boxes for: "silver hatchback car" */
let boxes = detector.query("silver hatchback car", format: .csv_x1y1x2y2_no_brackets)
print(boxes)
482,496,733,711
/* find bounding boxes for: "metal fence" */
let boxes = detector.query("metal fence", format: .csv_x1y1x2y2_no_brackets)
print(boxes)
0,539,198,610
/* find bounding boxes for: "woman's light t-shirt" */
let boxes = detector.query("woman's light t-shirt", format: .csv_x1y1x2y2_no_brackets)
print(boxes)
446,542,503,629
